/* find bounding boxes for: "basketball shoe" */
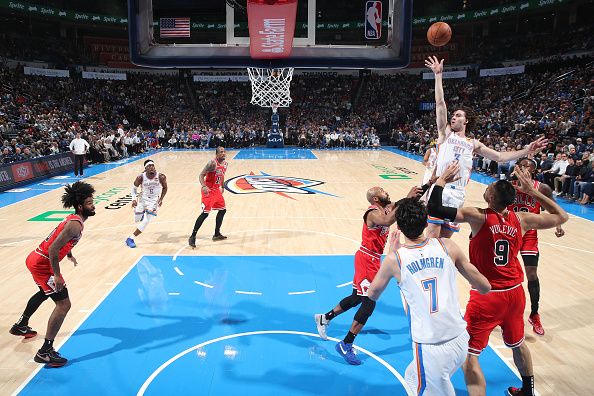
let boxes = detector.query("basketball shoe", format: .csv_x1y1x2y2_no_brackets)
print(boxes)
9,324,37,338
528,313,545,336
212,234,227,241
125,237,136,248
34,348,67,367
335,341,361,365
314,314,329,340
188,235,196,248
507,386,534,396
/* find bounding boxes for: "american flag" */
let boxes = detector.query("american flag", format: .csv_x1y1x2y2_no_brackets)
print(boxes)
159,18,191,38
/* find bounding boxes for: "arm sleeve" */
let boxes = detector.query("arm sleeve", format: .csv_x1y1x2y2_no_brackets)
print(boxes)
427,185,458,221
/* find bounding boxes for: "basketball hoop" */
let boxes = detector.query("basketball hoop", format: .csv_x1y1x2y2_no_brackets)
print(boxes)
247,67,294,108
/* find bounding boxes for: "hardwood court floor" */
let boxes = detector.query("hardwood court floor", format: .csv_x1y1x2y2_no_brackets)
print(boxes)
1,149,592,395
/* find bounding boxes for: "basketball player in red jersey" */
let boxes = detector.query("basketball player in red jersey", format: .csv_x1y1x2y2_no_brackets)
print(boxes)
188,147,228,248
508,158,565,336
314,186,421,365
9,182,95,367
428,163,568,396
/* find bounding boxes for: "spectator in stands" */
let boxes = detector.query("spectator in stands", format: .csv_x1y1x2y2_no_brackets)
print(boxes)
21,147,34,160
543,153,569,189
1,147,13,164
572,167,594,201
554,156,575,195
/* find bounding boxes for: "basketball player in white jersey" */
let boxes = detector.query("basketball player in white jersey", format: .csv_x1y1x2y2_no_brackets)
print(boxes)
421,144,437,203
424,56,547,238
368,198,490,396
126,160,168,248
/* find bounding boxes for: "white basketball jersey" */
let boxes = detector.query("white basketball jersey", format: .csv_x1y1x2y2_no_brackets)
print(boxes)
397,238,466,344
140,172,162,204
436,132,474,189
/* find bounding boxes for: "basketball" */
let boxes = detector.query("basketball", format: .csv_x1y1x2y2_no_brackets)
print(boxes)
427,22,452,47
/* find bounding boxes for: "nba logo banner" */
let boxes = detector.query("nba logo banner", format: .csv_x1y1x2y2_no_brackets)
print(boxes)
365,1,382,39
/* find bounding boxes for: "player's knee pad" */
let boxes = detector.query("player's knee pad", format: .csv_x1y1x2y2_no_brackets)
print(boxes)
353,297,376,325
339,290,362,311
521,253,539,267
216,209,227,217
137,212,154,232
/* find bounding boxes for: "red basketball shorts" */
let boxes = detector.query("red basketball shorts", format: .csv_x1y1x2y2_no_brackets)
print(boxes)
201,188,226,213
465,284,526,355
353,250,381,296
25,251,66,295
520,232,539,256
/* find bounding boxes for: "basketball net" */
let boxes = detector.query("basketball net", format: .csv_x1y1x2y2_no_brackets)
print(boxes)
247,67,294,108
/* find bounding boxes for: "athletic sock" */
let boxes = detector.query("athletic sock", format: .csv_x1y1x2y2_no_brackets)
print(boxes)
521,375,535,396
343,331,357,344
16,315,29,327
40,338,54,352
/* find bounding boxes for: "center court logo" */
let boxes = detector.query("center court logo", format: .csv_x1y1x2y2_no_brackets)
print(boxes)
225,171,338,200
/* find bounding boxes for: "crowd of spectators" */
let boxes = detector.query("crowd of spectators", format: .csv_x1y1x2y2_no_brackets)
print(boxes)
0,25,592,200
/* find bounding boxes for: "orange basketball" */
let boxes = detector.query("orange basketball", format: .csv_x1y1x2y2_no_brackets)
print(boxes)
427,22,452,47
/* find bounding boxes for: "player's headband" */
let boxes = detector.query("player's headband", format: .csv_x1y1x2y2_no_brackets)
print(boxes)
144,160,155,168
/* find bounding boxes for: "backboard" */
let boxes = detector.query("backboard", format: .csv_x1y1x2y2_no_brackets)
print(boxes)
128,0,412,69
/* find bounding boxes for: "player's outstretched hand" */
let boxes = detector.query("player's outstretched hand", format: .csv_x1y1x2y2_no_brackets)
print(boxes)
528,136,548,155
512,165,537,195
406,186,424,199
424,56,444,75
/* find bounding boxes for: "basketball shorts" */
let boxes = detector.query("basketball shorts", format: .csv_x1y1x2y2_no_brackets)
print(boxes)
135,199,158,217
405,331,469,396
201,188,226,213
427,185,465,232
465,285,526,355
353,250,381,296
520,231,538,256
26,251,67,296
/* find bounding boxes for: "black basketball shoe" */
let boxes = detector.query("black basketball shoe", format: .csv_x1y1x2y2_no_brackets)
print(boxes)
34,348,68,367
9,324,37,339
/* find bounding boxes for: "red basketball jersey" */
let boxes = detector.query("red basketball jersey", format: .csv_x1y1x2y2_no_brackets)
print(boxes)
35,214,84,263
509,180,541,239
469,208,524,289
360,205,390,256
204,158,228,189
